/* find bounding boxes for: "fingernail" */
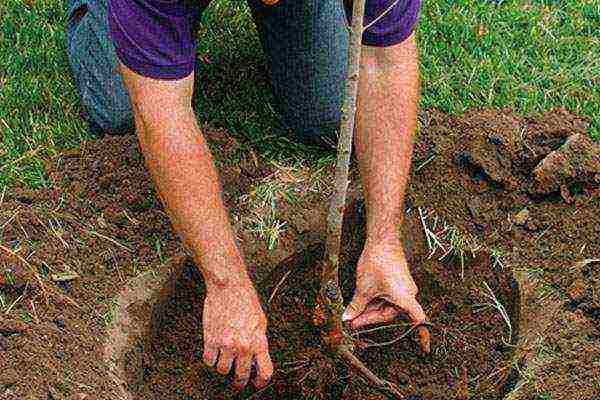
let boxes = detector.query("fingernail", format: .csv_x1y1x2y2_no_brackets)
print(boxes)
234,380,248,391
342,310,351,321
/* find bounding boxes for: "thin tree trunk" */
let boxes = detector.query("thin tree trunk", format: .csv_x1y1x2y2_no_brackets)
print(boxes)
317,1,407,398
319,0,367,347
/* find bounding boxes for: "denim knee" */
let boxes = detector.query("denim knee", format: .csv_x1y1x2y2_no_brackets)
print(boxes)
291,120,340,150
67,0,134,135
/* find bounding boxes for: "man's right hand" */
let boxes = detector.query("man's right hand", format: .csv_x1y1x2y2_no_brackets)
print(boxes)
115,62,273,391
202,280,273,390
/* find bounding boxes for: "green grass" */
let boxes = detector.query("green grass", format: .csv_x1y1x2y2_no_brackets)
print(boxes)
1,0,598,189
419,0,599,131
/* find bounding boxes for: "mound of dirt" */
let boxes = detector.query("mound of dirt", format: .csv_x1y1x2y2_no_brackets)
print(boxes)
410,108,599,400
451,108,598,202
1,108,597,400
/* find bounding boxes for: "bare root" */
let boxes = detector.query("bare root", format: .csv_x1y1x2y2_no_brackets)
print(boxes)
339,348,404,399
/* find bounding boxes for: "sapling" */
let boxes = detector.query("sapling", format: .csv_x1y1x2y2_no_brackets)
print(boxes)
313,0,429,397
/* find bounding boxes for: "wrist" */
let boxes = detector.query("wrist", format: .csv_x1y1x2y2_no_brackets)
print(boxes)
203,269,253,293
365,219,402,246
192,245,254,292
365,231,401,250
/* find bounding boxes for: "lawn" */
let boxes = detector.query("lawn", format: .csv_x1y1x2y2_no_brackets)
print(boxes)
0,0,598,189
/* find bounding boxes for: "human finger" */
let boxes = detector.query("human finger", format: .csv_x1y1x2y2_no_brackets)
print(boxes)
397,296,430,354
203,342,219,367
252,343,273,389
351,305,398,328
344,299,384,328
342,291,372,322
216,349,235,376
398,296,427,325
233,352,252,389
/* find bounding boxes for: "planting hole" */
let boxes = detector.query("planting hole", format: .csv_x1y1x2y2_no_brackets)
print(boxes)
104,201,521,399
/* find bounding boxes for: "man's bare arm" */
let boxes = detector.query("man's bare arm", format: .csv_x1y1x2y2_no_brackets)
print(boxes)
355,34,419,245
119,69,243,286
344,34,428,346
118,64,273,389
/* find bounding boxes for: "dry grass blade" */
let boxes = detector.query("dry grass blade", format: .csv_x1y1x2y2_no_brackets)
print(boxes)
267,268,292,305
0,242,48,304
51,272,80,282
0,185,6,208
477,282,512,345
418,207,447,257
4,292,26,314
48,218,69,249
28,299,40,323
0,146,41,172
572,258,600,270
418,207,432,250
87,230,132,252
363,0,402,30
0,243,80,309
414,153,436,172
0,209,20,232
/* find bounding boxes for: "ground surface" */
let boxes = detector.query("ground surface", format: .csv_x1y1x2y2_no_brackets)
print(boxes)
409,108,600,400
1,109,598,399
120,206,517,400
1,1,599,399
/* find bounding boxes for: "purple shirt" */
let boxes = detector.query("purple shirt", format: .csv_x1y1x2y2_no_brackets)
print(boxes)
108,0,421,80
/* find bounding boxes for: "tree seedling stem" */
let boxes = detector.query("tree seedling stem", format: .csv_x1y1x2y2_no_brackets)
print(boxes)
316,0,405,398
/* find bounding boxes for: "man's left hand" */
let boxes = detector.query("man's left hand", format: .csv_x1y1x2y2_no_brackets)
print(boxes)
342,240,430,351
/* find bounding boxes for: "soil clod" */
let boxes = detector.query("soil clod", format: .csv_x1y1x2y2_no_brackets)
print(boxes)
530,133,600,201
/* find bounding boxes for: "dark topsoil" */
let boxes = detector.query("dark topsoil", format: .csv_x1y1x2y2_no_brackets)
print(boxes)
1,109,598,400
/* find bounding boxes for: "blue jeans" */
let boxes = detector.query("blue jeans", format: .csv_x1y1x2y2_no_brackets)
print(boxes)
66,0,349,146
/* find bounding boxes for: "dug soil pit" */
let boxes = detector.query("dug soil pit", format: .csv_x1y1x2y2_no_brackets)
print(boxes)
104,200,519,400
1,108,598,400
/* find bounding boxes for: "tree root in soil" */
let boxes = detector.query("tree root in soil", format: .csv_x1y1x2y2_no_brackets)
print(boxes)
339,347,404,398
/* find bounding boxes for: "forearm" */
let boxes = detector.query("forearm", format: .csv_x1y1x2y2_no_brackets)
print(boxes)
354,34,419,244
140,113,249,287
119,66,249,290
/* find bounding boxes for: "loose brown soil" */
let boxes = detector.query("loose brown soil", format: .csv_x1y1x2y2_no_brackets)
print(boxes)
116,201,517,400
410,108,599,400
0,108,598,400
